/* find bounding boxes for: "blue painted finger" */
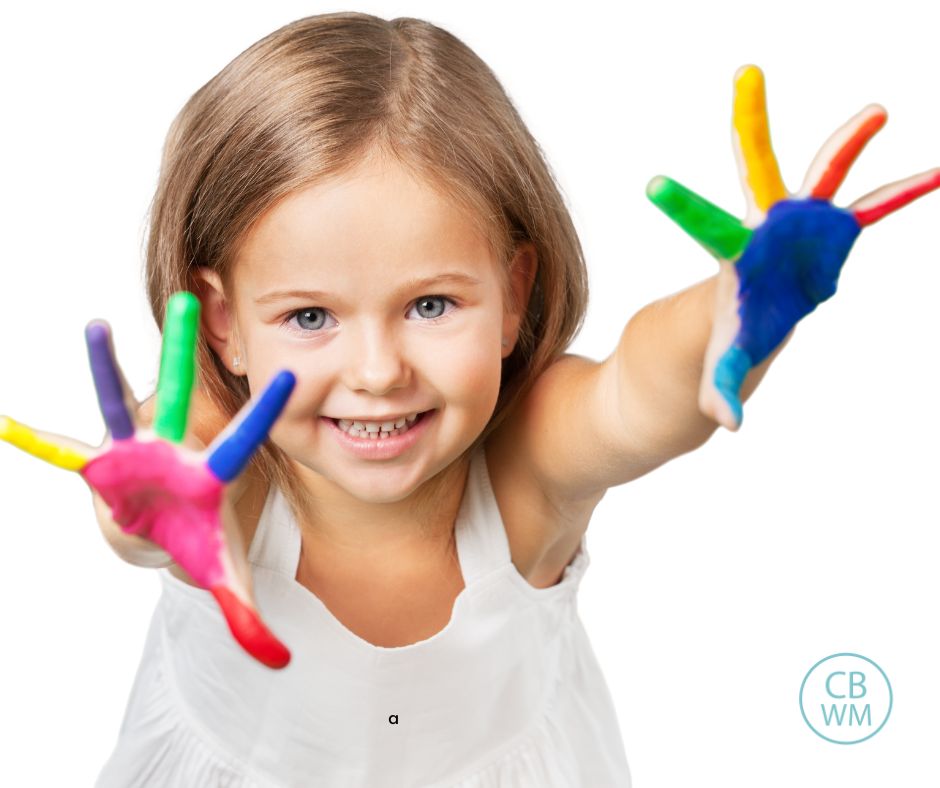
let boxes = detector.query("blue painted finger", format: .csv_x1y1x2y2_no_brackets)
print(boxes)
206,371,296,483
713,345,751,429
85,321,135,440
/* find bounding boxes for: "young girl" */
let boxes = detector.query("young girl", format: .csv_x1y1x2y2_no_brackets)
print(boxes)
3,10,936,788
105,13,639,784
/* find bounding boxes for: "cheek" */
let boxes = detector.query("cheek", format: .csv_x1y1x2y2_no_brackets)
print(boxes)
242,330,324,411
277,373,331,422
426,329,502,410
263,373,330,460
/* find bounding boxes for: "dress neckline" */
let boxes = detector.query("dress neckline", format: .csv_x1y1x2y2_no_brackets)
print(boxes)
246,446,510,653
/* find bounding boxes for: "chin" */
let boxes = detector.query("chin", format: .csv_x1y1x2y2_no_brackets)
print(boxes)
346,472,422,504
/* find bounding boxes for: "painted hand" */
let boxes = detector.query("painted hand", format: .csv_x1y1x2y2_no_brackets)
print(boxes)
647,65,940,430
0,292,296,669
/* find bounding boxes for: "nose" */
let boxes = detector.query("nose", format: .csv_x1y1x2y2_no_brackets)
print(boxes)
342,322,411,396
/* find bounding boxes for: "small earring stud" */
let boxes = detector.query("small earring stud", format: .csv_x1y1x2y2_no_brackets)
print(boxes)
233,356,241,368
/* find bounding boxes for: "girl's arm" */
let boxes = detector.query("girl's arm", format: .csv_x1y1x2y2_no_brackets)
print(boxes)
511,65,938,514
607,272,791,466
503,273,789,509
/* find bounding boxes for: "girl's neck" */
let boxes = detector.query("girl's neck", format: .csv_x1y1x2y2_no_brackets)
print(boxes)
289,455,471,565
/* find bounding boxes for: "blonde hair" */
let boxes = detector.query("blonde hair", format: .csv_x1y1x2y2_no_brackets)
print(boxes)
145,12,589,531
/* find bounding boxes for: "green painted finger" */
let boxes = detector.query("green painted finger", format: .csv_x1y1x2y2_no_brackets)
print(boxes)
153,292,200,443
646,175,752,262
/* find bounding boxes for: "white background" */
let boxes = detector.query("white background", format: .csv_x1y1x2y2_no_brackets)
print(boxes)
1,1,938,785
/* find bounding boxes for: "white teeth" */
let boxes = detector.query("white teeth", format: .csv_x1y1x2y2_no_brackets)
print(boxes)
335,411,426,439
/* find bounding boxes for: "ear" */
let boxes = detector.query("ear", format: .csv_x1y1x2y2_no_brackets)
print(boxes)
192,267,244,375
502,241,538,359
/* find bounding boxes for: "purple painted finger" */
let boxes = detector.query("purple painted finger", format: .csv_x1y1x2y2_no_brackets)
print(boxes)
85,321,135,440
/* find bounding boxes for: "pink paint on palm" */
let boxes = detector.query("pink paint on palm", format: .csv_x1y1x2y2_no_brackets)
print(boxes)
82,436,292,668
80,438,226,589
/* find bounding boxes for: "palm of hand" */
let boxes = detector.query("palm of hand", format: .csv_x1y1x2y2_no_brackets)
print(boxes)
648,65,940,430
81,437,226,588
0,292,296,669
730,197,860,372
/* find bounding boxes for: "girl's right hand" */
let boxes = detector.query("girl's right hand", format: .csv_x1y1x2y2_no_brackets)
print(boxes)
0,292,296,669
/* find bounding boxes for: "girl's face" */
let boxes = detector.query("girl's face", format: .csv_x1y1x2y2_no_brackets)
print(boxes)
200,152,530,504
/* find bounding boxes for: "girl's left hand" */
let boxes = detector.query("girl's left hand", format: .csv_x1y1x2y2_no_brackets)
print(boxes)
647,65,940,430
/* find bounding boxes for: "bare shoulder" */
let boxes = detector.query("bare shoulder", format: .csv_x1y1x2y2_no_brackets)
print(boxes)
485,353,612,589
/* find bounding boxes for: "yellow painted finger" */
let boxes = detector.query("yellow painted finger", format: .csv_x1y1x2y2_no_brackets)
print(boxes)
733,65,788,216
0,416,89,471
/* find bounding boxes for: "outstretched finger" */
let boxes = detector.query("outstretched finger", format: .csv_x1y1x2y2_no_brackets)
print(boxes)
646,175,753,262
0,416,92,471
85,321,136,440
798,104,887,201
849,167,940,227
153,292,200,444
205,370,297,483
212,493,291,668
732,65,788,224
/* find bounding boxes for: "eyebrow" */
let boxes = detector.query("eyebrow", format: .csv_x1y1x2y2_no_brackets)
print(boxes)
253,271,484,305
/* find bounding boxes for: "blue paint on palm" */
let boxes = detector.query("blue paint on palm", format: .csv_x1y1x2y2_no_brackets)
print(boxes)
715,198,861,422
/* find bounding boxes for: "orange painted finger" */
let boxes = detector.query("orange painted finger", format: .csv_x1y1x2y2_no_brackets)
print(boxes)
799,104,888,200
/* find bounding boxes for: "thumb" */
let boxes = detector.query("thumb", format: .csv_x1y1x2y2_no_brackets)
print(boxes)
0,416,96,472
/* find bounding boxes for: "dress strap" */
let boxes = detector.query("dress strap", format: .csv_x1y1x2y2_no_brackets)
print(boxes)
454,445,513,585
247,482,300,578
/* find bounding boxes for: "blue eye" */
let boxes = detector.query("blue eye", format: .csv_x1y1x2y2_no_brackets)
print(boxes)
286,307,335,333
410,296,454,320
282,296,456,336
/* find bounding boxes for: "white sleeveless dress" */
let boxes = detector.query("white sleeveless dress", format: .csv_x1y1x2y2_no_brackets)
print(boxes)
96,446,632,787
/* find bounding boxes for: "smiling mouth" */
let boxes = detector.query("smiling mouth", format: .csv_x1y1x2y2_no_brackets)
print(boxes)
329,410,433,439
